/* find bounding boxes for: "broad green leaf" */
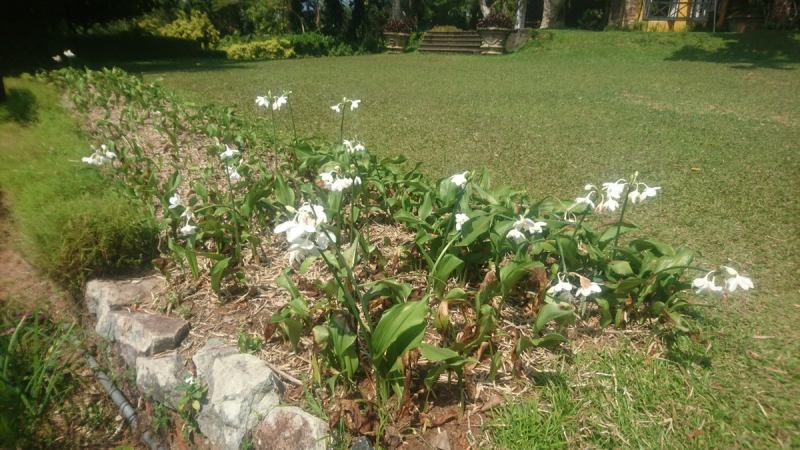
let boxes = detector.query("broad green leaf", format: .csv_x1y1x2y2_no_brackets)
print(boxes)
418,193,433,220
629,239,676,256
533,303,575,334
598,223,639,246
210,257,231,293
418,343,459,362
370,301,428,370
608,261,634,276
432,254,464,297
456,214,494,247
653,248,695,275
274,172,295,207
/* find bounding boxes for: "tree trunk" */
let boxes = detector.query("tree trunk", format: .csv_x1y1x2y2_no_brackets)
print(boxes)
315,0,320,27
479,0,492,16
392,0,403,20
541,0,566,27
0,76,6,105
516,0,528,28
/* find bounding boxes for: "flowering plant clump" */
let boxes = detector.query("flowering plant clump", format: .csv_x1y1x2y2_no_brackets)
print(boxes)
384,19,414,33
477,13,513,29
46,67,756,436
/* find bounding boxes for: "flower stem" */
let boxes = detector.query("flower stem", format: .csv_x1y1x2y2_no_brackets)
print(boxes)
225,168,242,267
287,97,297,143
612,187,631,257
339,107,345,145
270,107,278,170
555,237,568,274
567,207,590,250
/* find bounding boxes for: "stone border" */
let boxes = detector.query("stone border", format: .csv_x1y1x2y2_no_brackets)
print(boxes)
86,278,335,450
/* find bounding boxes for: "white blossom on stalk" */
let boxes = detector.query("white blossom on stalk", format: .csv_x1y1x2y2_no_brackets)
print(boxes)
547,274,575,295
181,207,195,221
63,50,75,57
601,198,620,212
602,180,627,200
53,55,62,62
180,221,197,235
506,228,526,241
275,204,331,265
576,193,595,209
455,213,469,231
168,194,181,209
330,104,341,113
220,144,240,160
640,184,661,200
319,171,335,188
101,145,116,160
513,216,547,234
576,276,602,298
354,176,362,185
225,166,242,182
273,95,287,111
330,177,353,192
721,266,754,292
255,96,269,107
692,272,724,298
81,152,107,166
350,99,361,110
450,172,468,189
343,140,366,154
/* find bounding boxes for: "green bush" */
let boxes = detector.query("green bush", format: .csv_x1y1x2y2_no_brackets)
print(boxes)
283,33,337,57
158,11,220,49
224,39,296,60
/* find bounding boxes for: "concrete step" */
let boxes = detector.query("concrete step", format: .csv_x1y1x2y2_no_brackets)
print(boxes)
418,47,481,54
419,41,481,49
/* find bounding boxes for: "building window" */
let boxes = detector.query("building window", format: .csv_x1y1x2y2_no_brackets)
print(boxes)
643,0,716,20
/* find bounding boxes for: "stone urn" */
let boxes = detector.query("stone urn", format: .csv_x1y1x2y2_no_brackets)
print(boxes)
384,32,411,54
477,28,512,55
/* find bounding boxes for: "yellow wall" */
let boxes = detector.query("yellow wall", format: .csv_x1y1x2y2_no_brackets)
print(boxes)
636,0,706,31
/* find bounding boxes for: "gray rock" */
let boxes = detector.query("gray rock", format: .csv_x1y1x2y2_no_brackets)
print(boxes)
192,338,239,379
86,278,165,321
97,311,189,367
136,354,190,408
349,436,373,450
196,354,286,449
250,406,327,450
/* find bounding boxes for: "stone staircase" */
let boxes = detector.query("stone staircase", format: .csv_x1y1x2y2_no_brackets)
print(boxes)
419,31,481,55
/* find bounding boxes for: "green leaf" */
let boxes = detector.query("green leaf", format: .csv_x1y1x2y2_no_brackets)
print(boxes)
370,301,428,371
653,248,695,275
456,214,493,247
418,343,459,362
629,239,676,256
596,298,613,327
329,315,358,378
275,270,301,299
598,223,638,246
533,303,575,334
210,257,231,293
281,318,304,353
432,254,464,297
608,260,634,276
418,193,433,220
444,288,468,300
274,172,295,207
616,277,648,292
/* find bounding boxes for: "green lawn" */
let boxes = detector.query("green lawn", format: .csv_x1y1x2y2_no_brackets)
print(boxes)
116,30,798,447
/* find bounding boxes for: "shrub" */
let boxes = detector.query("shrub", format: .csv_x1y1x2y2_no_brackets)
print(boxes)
284,33,336,57
477,13,513,29
429,25,462,32
384,19,413,33
158,11,220,49
224,39,296,60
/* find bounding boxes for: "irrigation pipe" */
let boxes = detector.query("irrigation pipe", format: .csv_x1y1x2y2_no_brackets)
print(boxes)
71,335,165,450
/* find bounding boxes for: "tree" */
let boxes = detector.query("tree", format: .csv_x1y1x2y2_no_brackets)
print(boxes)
515,0,528,28
541,0,566,27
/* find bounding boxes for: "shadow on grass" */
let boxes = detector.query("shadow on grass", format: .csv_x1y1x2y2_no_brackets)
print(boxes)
0,88,37,124
666,31,800,70
100,58,277,76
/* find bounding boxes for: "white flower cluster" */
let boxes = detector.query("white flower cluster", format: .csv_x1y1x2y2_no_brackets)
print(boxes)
343,140,365,154
331,98,360,113
274,205,335,265
255,94,288,111
548,273,602,298
81,144,116,166
692,266,753,298
578,178,661,214
169,194,198,235
506,215,547,241
320,169,361,192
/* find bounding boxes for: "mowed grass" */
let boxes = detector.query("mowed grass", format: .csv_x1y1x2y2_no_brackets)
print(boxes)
120,30,799,448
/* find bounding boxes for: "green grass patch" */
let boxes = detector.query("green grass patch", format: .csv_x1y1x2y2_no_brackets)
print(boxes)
116,30,799,447
0,79,159,293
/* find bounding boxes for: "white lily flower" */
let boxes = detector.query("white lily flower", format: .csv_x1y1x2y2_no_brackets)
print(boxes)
225,166,242,182
576,279,602,298
181,207,195,221
184,376,196,385
514,216,547,234
563,210,576,223
450,172,468,189
297,204,327,227
63,50,75,57
168,194,181,209
354,176,362,185
506,229,526,241
275,219,317,242
180,221,197,235
547,274,575,295
455,213,469,231
319,171,335,188
53,55,62,62
354,143,365,152
330,177,353,192
692,272,723,298
273,95,287,111
350,99,361,111
602,180,627,200
584,184,596,191
101,145,116,159
331,104,341,113
602,198,620,212
576,193,595,209
255,96,269,107
82,153,107,166
628,190,641,204
220,144,240,160
721,266,753,292
640,185,661,200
